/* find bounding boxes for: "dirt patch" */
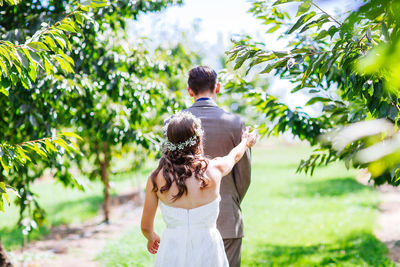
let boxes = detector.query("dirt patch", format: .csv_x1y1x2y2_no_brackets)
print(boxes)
10,191,144,267
357,170,400,265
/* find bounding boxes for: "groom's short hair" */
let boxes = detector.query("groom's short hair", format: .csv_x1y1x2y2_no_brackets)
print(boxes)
188,66,217,94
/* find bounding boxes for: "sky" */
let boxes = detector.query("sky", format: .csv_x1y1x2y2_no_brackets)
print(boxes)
132,0,364,114
149,0,267,46
133,0,363,51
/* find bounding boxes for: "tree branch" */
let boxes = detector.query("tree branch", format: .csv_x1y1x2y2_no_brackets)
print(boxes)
312,2,342,26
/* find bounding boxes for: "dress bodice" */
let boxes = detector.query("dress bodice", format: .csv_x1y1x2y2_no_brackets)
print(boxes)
155,196,228,267
159,196,220,229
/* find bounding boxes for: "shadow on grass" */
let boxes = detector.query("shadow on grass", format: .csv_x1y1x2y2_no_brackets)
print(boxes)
46,195,103,224
0,195,103,249
290,177,372,198
244,232,394,266
0,226,50,250
253,162,301,170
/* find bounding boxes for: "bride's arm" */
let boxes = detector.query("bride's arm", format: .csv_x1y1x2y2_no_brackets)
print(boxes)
141,177,160,254
212,127,257,177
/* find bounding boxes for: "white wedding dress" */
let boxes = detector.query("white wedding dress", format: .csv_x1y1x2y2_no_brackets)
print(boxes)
154,196,229,267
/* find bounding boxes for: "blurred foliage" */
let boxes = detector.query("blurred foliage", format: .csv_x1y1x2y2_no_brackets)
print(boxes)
0,0,197,237
226,0,400,186
218,57,269,125
0,0,102,239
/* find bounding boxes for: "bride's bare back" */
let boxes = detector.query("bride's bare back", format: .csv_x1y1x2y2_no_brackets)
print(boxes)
154,160,222,209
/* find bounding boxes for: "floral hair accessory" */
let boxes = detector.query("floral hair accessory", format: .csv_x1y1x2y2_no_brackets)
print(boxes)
163,111,204,151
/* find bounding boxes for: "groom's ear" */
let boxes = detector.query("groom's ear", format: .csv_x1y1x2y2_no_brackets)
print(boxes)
187,87,195,97
215,83,221,94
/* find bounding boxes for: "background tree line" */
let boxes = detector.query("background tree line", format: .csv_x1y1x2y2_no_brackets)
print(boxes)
226,0,400,186
0,0,199,265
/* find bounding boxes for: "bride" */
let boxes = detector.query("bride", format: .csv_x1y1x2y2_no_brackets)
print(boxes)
141,111,257,267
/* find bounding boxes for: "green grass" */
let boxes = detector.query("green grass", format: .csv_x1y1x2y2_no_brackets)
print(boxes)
96,142,395,266
96,213,164,267
0,165,152,250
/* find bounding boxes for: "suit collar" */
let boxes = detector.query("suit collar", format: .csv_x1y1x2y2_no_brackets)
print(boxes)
190,99,218,108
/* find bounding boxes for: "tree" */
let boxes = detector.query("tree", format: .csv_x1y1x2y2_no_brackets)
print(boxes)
0,0,106,264
0,0,200,224
67,35,198,222
226,0,400,186
53,0,195,222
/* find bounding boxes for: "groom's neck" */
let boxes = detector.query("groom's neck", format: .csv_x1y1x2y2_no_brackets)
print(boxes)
193,93,217,102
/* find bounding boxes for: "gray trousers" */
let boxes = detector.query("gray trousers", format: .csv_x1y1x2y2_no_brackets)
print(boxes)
223,238,242,267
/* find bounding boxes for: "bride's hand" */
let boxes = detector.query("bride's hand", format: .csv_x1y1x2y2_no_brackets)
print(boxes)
147,232,160,254
242,127,258,148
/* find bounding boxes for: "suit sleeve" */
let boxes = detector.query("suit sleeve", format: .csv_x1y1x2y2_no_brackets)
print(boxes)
233,120,251,203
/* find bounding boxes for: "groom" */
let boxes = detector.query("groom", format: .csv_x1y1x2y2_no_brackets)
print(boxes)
185,66,251,267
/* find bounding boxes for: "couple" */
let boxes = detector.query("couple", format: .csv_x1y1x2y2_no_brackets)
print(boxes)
141,66,257,267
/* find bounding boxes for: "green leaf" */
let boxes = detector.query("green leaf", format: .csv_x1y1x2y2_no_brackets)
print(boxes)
60,54,74,66
27,64,38,82
0,87,8,96
296,0,311,17
16,49,30,70
52,34,66,49
89,0,107,8
27,50,43,69
260,64,275,74
54,55,74,73
301,64,312,87
381,22,389,41
0,196,3,212
6,0,20,5
61,132,83,141
53,137,70,150
327,25,338,37
0,155,10,174
273,51,289,58
6,186,20,198
0,46,11,65
3,192,9,206
0,182,5,193
287,12,316,34
27,42,50,52
74,12,84,26
234,50,250,70
57,24,76,33
366,27,372,42
43,36,57,51
0,56,8,76
20,73,32,89
43,55,55,75
273,0,301,6
315,30,329,40
267,24,281,33
31,143,48,158
44,140,57,153
305,96,331,106
16,146,30,163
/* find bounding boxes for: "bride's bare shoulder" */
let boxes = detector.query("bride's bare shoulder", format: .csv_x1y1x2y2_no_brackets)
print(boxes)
206,158,224,180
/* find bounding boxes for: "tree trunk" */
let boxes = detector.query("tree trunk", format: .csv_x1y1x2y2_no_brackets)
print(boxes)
100,142,110,223
0,241,13,267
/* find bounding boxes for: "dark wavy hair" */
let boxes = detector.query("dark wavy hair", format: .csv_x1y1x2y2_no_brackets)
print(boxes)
150,114,209,201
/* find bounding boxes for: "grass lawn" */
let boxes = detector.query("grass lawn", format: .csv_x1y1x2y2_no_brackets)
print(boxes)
96,142,395,266
0,165,151,250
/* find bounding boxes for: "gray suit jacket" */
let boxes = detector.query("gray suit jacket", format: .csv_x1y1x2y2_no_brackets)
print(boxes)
186,99,251,239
